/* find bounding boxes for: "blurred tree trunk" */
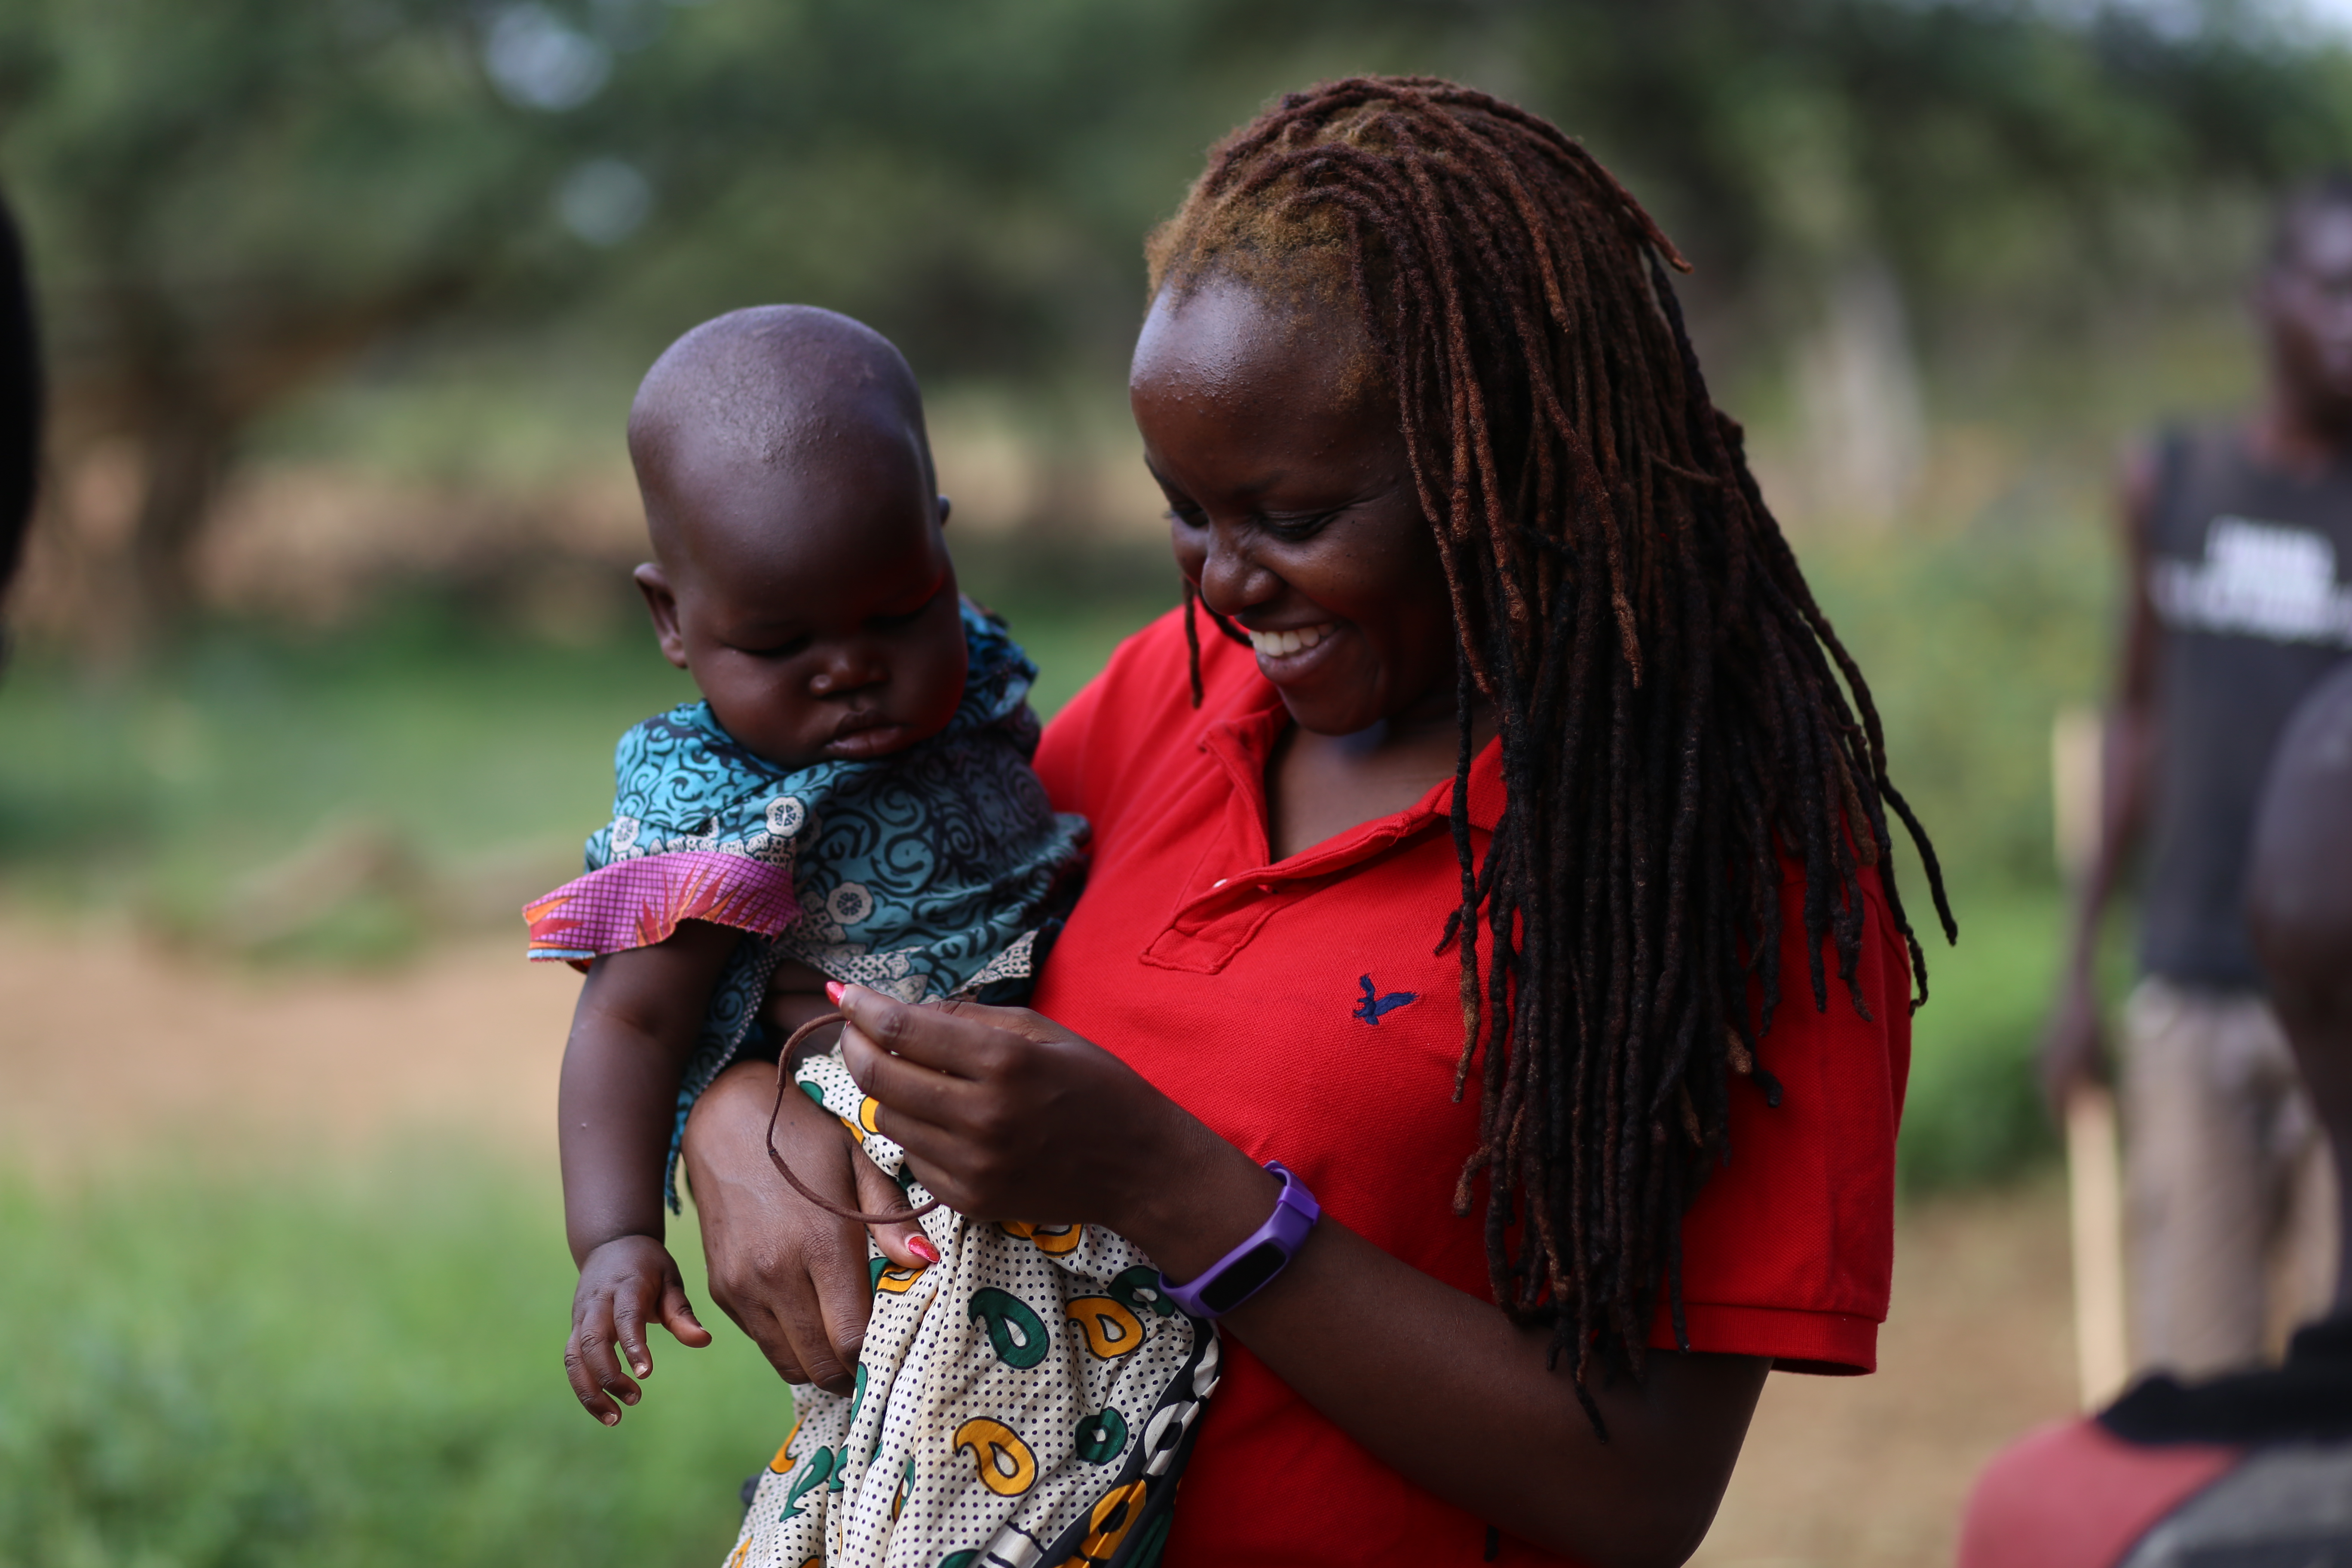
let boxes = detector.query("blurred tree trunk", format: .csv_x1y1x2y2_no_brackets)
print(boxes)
49,270,470,652
107,286,230,637
124,395,229,636
0,2,597,657
1795,253,1923,527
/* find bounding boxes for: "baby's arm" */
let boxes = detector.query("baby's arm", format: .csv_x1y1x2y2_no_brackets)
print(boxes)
765,955,842,1056
556,919,737,1424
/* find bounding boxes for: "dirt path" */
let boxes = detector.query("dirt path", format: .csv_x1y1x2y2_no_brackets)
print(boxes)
0,911,2076,1565
0,908,574,1171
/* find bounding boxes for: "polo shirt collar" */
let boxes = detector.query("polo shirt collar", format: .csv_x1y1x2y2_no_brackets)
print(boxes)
1195,682,1504,879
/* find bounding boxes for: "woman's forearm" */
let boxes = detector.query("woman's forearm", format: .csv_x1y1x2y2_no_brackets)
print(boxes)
1119,1114,1764,1566
1226,1224,1761,1564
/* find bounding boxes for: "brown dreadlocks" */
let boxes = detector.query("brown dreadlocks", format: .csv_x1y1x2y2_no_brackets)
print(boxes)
1148,78,1954,1415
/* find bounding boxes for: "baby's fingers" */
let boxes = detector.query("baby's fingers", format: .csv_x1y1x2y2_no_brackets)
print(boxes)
659,1274,714,1350
566,1319,636,1425
611,1281,656,1383
567,1295,643,1424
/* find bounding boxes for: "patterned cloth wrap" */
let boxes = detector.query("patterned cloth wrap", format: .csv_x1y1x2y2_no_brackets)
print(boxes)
732,1049,1218,1568
525,600,1090,1203
525,603,1216,1568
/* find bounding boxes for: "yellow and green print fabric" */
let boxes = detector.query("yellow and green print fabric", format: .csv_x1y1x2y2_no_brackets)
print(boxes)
728,1048,1219,1568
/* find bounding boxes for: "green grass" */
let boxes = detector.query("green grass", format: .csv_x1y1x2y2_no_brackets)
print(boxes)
0,604,696,949
0,1158,785,1568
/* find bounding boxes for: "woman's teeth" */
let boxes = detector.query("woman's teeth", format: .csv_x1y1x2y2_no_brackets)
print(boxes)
1248,623,1336,659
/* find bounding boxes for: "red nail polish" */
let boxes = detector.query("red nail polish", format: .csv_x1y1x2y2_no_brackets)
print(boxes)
825,981,846,1005
907,1236,940,1266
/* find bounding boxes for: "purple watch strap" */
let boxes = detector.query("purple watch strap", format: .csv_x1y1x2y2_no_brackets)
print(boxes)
1158,1161,1321,1319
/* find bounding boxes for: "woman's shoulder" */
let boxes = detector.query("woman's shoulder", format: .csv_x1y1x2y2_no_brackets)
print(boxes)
1093,601,1255,690
1053,602,1262,729
1755,856,1914,1076
1034,603,1263,815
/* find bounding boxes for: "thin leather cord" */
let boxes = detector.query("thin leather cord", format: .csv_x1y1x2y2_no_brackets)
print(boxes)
766,1011,944,1224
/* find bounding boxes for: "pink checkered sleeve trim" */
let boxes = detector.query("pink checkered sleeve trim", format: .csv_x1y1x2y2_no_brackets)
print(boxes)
523,851,800,965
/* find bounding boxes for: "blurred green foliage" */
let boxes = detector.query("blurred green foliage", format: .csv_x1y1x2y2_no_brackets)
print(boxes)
0,1157,784,1568
1902,888,2069,1191
1809,507,2117,888
6,0,2352,621
0,602,696,959
1803,513,2120,1191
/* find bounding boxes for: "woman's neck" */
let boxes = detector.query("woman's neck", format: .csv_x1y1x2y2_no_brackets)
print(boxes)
1264,695,1498,863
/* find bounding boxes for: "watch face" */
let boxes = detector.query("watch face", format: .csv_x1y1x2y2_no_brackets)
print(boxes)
1200,1240,1286,1315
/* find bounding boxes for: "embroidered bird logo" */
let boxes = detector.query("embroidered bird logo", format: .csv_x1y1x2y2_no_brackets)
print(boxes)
1354,975,1418,1024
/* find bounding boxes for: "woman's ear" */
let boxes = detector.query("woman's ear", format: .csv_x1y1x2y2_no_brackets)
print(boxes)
633,562,691,670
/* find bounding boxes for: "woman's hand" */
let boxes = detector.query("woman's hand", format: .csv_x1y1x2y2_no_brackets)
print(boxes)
680,1059,933,1394
830,987,1274,1275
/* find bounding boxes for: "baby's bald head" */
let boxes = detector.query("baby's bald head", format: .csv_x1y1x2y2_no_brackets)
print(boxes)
629,305,939,579
623,307,966,772
2248,665,2352,1199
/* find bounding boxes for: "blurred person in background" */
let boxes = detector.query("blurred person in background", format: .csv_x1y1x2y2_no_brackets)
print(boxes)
0,193,38,616
2043,174,2352,1378
1964,663,2352,1568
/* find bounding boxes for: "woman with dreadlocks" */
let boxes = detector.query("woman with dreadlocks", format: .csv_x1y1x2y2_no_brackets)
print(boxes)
679,77,1948,1566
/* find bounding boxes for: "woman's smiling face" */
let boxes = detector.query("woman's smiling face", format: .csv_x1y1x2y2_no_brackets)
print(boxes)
1130,277,1461,739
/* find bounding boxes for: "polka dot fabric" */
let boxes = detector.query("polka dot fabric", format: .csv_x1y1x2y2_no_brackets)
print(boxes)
728,1049,1219,1568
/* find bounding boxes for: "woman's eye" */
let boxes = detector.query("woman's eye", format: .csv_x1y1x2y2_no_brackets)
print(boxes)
1262,509,1339,542
1163,502,1207,529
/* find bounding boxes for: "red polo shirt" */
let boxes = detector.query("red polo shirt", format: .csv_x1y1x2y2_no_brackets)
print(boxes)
1029,608,1911,1567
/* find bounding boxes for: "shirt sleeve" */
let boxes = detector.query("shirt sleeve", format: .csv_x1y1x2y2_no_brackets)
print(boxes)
1650,861,1914,1373
523,851,800,966
521,709,802,966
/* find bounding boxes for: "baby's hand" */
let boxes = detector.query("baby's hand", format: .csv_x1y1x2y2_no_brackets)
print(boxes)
566,1234,713,1425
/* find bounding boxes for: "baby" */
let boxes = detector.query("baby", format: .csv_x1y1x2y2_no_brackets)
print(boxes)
527,308,1214,1568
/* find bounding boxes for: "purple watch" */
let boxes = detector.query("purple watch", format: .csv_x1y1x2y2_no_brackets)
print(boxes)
1159,1161,1321,1318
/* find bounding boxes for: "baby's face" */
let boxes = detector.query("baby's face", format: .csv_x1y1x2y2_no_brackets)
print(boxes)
638,442,968,771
